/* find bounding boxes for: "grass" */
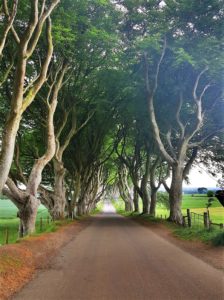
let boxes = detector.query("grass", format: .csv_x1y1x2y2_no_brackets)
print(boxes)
113,194,224,246
0,199,57,245
173,226,224,246
91,201,104,215
0,198,104,245
155,195,223,224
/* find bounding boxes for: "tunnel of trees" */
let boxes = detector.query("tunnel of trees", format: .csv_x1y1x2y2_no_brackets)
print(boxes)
0,0,223,236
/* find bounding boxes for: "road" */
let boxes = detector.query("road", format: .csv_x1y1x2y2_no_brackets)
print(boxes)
14,203,224,300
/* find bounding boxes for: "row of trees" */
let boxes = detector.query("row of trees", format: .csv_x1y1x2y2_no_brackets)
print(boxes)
0,0,223,235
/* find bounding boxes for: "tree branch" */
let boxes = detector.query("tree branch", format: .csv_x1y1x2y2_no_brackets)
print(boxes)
0,0,18,56
176,92,185,139
22,17,54,112
144,39,174,165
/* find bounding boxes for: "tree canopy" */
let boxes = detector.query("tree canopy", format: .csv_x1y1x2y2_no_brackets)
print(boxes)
0,0,223,234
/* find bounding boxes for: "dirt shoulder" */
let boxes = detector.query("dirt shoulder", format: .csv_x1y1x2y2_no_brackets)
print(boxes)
131,217,224,271
0,219,91,300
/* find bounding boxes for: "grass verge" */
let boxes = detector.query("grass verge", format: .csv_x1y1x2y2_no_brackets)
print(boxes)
112,200,224,247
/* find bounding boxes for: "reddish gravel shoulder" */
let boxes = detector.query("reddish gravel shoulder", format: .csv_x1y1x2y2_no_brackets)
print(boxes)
0,219,90,300
132,218,224,271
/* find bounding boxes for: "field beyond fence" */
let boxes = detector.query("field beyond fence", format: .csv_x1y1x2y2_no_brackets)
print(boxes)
0,200,52,245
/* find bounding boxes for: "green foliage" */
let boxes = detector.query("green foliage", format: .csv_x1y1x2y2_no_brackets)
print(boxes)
205,197,215,209
211,232,224,246
157,192,169,210
207,190,214,197
0,0,223,234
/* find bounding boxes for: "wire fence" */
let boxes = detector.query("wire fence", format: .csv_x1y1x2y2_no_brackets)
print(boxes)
183,209,224,230
190,212,205,228
0,208,52,245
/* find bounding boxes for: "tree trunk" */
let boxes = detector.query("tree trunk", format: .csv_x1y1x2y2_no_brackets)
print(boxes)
141,176,150,214
118,169,133,212
51,161,66,220
142,194,150,214
77,200,85,216
0,113,22,193
133,187,139,212
168,165,183,224
149,189,157,216
17,195,40,237
124,199,133,212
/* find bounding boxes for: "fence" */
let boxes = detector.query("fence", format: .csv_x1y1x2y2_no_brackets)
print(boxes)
183,208,224,229
0,208,77,245
0,209,53,246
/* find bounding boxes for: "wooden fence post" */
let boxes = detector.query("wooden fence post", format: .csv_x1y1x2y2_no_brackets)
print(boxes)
187,209,191,227
204,212,209,229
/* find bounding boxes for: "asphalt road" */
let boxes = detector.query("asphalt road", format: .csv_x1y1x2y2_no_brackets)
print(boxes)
13,203,224,300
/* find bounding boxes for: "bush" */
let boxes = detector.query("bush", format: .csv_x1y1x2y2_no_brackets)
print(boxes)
211,232,224,246
207,190,214,197
157,192,169,209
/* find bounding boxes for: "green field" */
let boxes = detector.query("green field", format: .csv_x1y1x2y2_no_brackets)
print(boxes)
114,194,224,224
113,194,224,246
0,199,51,245
156,194,223,224
0,199,103,245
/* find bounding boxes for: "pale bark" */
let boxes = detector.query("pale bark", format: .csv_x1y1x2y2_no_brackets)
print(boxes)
47,108,94,219
149,157,163,216
0,0,18,57
133,187,139,212
51,160,66,219
144,41,209,224
0,3,59,193
168,165,183,223
118,165,133,212
2,63,66,236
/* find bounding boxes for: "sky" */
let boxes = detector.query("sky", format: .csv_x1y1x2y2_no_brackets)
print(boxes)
184,165,221,188
163,165,221,189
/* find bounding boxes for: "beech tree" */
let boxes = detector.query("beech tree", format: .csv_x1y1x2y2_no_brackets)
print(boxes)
144,36,223,224
3,63,67,236
0,0,59,194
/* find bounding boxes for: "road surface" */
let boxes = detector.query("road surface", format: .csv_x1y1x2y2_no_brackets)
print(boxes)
14,203,224,300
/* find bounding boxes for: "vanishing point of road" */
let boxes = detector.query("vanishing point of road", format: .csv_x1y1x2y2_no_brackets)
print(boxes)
14,203,224,300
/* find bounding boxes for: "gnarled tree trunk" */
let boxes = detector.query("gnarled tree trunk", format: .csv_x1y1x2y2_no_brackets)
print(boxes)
118,166,133,212
17,195,40,237
133,187,139,212
149,188,157,216
50,160,66,219
168,165,183,224
0,2,59,193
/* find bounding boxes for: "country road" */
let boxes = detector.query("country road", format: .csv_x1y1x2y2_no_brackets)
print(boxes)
13,203,224,300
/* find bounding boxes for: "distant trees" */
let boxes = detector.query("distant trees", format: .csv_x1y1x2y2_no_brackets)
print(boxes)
198,188,208,194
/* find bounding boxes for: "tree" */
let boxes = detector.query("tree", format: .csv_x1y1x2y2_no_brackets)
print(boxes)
3,63,67,236
144,37,223,224
0,0,59,194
